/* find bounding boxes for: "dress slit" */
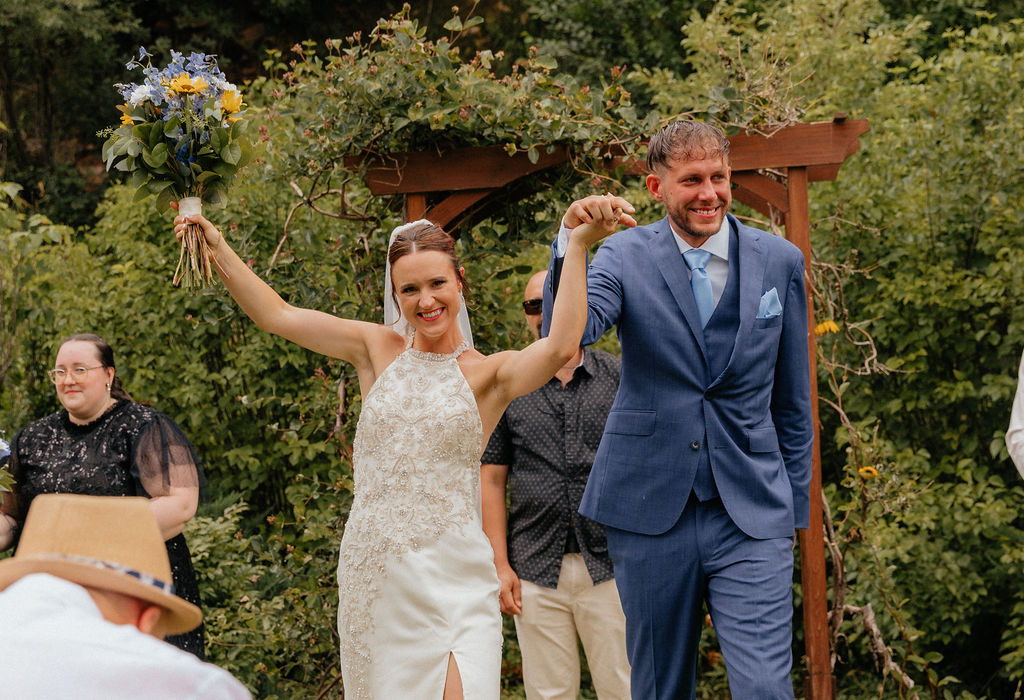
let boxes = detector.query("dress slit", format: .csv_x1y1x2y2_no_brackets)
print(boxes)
443,652,464,699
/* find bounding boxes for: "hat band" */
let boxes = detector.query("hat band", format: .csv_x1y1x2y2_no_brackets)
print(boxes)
38,553,176,595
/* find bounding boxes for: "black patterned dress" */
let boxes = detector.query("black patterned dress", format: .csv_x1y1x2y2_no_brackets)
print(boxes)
5,399,205,657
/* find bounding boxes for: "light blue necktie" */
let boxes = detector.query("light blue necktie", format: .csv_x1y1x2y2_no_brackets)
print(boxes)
683,248,714,328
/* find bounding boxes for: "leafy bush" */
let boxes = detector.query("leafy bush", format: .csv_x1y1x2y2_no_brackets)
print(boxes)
8,2,1024,698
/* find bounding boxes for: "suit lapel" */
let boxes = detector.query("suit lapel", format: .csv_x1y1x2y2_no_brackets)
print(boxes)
709,218,766,388
650,218,708,361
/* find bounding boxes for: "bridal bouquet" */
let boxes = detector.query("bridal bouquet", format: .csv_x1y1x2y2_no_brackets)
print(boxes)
101,47,254,289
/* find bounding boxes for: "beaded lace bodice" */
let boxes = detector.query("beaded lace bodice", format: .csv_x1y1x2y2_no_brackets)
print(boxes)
338,337,481,698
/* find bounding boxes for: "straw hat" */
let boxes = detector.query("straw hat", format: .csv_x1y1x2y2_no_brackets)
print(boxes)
0,494,202,635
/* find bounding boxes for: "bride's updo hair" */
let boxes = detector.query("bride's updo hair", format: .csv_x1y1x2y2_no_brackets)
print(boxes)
387,220,469,294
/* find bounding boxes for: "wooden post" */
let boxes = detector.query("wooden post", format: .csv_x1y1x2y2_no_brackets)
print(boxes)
404,193,427,222
785,166,834,700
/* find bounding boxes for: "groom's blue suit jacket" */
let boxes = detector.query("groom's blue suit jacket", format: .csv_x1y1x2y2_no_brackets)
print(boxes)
547,214,813,540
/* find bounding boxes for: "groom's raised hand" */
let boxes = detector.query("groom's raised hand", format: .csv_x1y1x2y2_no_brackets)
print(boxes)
562,193,636,230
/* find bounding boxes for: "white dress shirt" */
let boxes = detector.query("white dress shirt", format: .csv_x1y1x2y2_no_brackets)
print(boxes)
1006,349,1024,479
0,574,252,700
557,216,731,306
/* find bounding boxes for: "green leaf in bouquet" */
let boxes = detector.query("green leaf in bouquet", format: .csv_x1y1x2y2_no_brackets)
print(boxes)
155,185,176,212
211,127,228,152
163,115,181,135
132,123,151,142
147,179,174,195
101,137,115,164
197,171,220,185
204,186,227,205
212,160,237,178
236,142,253,168
126,140,142,157
221,142,242,166
131,169,150,190
148,123,165,149
230,120,250,139
133,184,154,203
111,136,131,158
143,143,169,168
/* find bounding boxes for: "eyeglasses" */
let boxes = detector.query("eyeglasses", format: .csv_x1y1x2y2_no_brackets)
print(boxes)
46,366,104,384
522,298,543,315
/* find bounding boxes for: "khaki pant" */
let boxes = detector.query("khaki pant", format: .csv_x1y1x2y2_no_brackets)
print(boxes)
514,554,631,700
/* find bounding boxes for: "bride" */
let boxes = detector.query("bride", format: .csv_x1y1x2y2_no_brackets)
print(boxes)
173,196,634,699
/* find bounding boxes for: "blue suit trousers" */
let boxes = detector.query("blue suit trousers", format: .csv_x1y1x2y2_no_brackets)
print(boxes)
606,496,795,700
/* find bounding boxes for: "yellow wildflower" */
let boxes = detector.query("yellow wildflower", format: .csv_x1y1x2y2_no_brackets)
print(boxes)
165,72,209,95
116,104,133,126
221,90,244,114
814,319,840,336
858,465,879,478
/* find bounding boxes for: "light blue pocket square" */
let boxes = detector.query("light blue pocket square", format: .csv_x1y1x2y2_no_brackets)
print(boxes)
757,287,782,319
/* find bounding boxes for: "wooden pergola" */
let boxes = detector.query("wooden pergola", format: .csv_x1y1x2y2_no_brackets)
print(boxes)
353,115,870,699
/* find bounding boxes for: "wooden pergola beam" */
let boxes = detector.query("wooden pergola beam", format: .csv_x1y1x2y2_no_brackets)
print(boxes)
352,116,869,700
351,117,867,232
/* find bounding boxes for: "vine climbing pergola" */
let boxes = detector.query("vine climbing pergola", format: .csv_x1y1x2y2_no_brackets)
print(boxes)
352,114,869,700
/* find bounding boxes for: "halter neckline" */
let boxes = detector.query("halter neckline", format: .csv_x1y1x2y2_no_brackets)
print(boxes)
405,332,471,361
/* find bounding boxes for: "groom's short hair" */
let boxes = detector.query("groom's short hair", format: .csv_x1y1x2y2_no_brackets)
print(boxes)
647,120,731,172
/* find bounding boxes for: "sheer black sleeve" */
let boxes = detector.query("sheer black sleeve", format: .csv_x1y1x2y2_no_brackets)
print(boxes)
131,411,206,498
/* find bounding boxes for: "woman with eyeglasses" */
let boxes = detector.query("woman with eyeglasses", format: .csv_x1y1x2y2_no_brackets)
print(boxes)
0,333,205,658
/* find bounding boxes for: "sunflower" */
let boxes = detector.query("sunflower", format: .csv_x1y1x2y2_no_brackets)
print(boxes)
165,72,210,95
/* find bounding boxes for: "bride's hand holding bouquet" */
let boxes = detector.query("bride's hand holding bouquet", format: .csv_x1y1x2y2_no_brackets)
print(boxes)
100,47,255,289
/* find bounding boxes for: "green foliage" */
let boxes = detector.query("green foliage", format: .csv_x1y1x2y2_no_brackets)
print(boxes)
0,181,78,421
10,1,1024,697
269,4,650,181
519,0,714,85
186,496,346,697
0,0,140,224
879,1,1024,56
633,0,931,130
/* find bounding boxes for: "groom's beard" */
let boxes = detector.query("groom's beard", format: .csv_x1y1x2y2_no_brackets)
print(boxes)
669,205,729,241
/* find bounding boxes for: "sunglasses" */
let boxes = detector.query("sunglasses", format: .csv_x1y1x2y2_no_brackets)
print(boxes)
522,298,543,315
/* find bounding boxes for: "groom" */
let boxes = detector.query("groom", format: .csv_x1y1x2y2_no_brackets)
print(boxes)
543,120,813,699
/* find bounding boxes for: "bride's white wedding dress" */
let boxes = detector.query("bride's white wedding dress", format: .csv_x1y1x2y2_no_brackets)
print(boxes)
337,337,501,699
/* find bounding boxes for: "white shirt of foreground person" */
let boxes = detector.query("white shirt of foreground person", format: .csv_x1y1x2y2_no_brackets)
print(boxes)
0,573,252,700
1006,349,1024,479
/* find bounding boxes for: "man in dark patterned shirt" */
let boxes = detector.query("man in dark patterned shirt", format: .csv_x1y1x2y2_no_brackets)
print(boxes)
482,270,630,700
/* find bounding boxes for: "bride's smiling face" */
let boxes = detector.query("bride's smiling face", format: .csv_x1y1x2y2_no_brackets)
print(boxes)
391,250,464,338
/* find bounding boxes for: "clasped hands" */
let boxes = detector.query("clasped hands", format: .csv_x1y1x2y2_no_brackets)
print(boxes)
565,193,637,247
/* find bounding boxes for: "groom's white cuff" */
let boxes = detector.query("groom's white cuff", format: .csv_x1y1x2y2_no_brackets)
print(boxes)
555,221,572,257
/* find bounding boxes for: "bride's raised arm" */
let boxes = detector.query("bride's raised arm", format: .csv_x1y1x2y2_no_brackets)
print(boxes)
172,210,396,377
488,194,635,404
